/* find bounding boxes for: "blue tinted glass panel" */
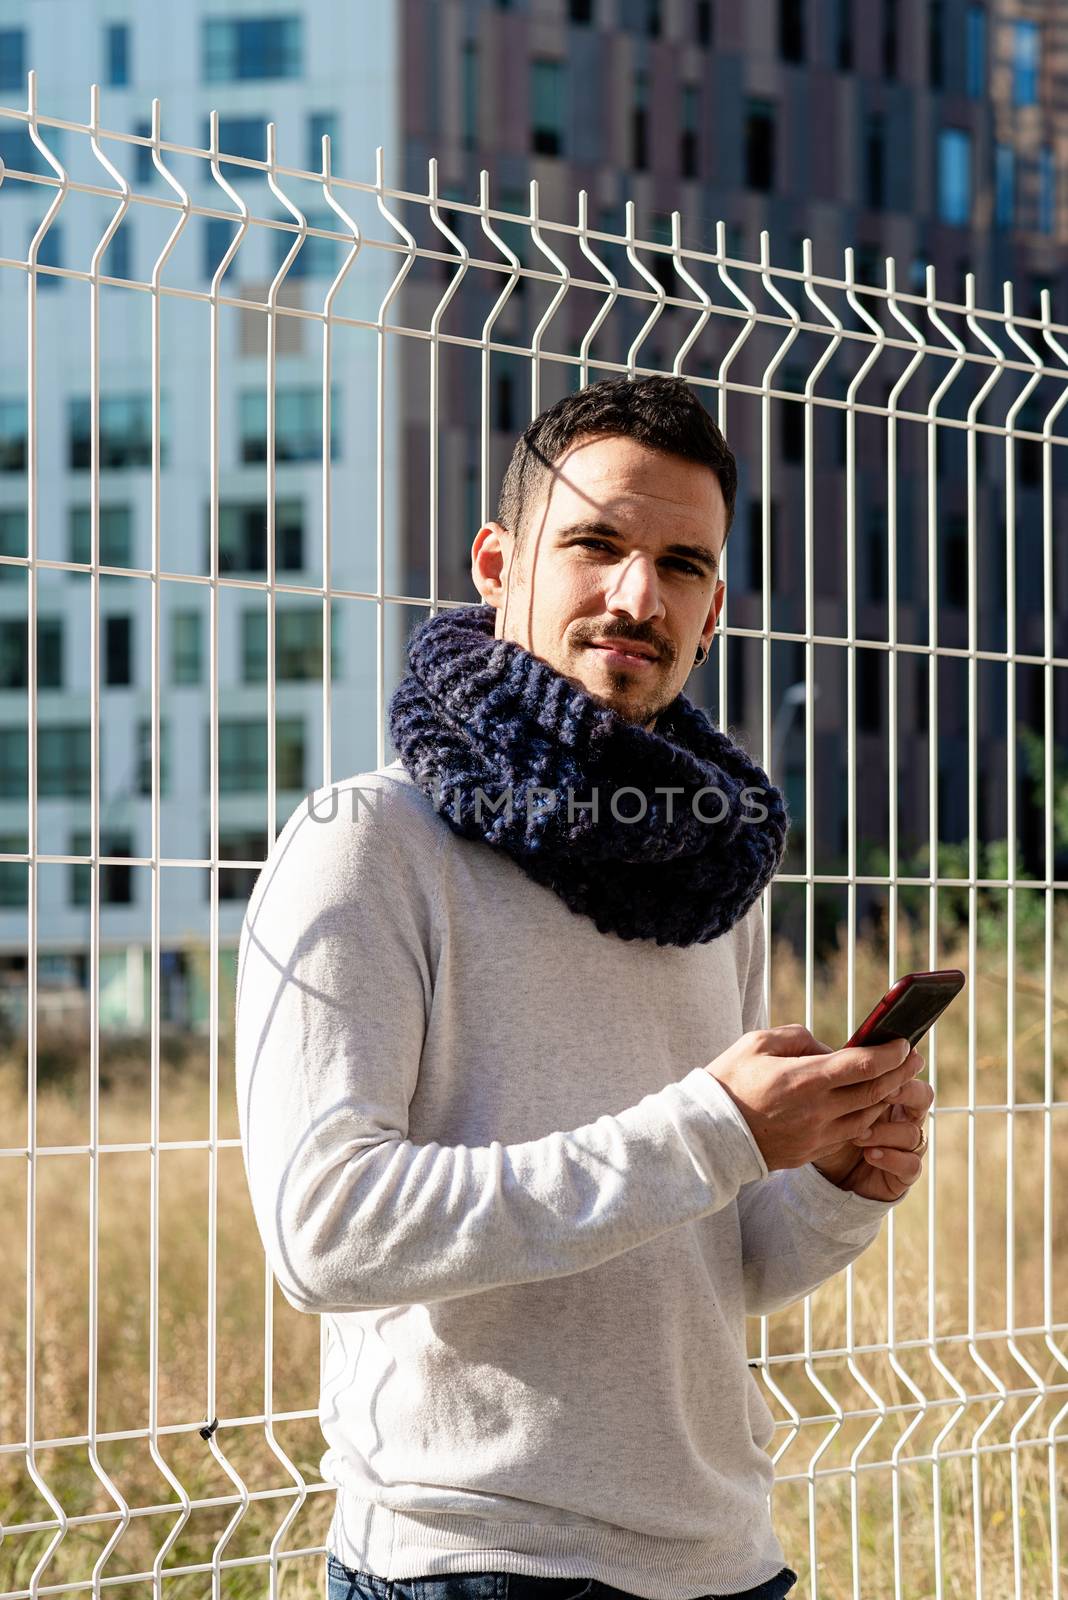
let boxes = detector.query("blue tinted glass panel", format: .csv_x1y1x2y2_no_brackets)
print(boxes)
1013,20,1039,107
307,112,338,172
203,114,268,174
202,17,302,80
965,6,985,98
0,126,51,176
106,23,129,87
995,143,1014,228
1039,145,1055,234
0,29,24,91
938,128,971,226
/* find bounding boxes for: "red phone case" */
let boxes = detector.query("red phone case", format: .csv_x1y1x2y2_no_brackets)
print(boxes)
844,968,966,1052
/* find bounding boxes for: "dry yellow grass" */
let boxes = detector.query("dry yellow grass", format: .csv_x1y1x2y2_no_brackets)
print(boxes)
1,908,1066,1599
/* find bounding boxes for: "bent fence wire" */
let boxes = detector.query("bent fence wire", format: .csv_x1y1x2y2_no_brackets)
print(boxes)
0,70,1067,1600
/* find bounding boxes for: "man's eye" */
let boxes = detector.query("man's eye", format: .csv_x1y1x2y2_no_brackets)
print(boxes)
574,538,703,577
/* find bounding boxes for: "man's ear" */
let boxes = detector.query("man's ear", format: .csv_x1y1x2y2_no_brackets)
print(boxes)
471,521,515,606
704,578,726,639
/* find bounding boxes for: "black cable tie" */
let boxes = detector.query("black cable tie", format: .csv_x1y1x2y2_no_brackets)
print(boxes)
199,1417,219,1440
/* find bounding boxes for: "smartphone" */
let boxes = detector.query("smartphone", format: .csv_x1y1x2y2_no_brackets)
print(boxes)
844,969,966,1052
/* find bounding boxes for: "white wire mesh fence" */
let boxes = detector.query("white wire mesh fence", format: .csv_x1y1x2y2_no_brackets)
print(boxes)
0,70,1066,1600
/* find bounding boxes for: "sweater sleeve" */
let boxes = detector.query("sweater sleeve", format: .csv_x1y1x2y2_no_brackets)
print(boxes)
234,780,767,1315
732,900,904,1318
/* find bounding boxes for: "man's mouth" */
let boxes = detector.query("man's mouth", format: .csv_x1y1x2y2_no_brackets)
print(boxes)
589,642,660,667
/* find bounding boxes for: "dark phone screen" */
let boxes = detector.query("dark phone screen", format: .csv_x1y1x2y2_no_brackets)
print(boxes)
847,970,965,1051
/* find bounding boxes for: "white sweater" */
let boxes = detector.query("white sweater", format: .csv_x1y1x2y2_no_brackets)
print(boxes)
234,760,899,1600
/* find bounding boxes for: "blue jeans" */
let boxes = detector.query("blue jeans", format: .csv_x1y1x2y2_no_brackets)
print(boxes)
325,1557,799,1600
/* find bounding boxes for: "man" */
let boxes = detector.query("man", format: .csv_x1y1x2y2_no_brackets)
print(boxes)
235,376,932,1600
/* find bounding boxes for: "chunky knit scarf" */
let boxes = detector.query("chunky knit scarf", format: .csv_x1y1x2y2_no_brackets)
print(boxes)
386,603,790,947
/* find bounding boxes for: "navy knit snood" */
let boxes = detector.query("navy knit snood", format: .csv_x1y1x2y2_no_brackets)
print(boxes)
387,603,790,947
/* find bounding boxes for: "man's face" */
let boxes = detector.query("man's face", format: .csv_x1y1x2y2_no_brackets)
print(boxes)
471,433,728,731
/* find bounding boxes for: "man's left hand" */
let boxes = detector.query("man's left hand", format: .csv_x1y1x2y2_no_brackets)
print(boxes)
806,1037,934,1203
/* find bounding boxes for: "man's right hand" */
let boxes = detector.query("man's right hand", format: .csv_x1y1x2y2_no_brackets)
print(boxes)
705,1024,925,1174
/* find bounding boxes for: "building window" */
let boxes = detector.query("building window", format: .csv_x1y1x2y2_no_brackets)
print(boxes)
307,111,338,173
69,829,133,907
0,621,22,688
105,23,130,87
1012,20,1039,108
131,119,154,184
882,0,898,79
0,400,27,473
1038,146,1055,235
644,0,661,37
0,727,27,798
171,610,202,684
0,29,25,91
203,216,239,279
966,6,986,98
69,505,133,570
241,605,330,682
781,366,805,463
28,222,63,288
726,632,746,727
218,829,267,901
745,99,775,191
835,0,853,69
201,114,268,177
202,16,302,81
68,395,159,470
210,499,305,573
865,511,887,603
238,388,340,464
857,649,883,733
327,602,342,680
39,618,63,689
0,509,25,583
272,208,341,277
108,222,132,281
913,655,928,732
435,185,468,283
938,128,971,227
531,58,565,157
0,618,37,688
779,0,805,63
895,512,914,605
218,716,305,793
570,0,594,20
1029,273,1054,321
0,128,52,177
104,615,132,687
135,718,169,796
995,143,1015,229
496,356,517,432
632,70,648,170
928,0,944,88
695,0,713,46
1017,398,1042,487
865,113,885,210
0,833,26,909
648,214,675,293
462,42,478,149
681,84,699,178
39,725,91,797
940,516,969,606
745,502,761,593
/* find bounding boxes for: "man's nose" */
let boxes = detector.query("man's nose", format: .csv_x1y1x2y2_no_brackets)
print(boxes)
602,554,666,621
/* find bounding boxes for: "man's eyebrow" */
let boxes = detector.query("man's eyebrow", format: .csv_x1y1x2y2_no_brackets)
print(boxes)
556,519,720,573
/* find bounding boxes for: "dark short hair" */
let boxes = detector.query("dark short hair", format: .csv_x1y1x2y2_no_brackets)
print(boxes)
495,374,738,559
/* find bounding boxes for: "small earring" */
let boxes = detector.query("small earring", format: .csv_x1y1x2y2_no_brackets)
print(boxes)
693,643,708,668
